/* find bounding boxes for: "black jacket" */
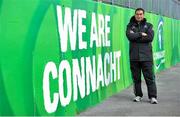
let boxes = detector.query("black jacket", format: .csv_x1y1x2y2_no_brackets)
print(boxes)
126,16,154,61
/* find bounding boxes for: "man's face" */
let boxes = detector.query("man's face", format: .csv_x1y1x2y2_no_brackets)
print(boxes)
135,10,144,22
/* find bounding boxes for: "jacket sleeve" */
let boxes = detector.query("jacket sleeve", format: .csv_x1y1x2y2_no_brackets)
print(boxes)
138,24,154,43
126,24,142,42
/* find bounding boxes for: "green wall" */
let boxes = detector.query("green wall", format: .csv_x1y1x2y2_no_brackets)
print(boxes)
0,0,180,116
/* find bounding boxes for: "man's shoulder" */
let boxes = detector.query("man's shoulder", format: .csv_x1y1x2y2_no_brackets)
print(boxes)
127,22,136,27
145,22,153,28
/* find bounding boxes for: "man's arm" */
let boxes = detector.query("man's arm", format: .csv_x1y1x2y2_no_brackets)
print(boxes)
138,24,154,43
126,24,142,42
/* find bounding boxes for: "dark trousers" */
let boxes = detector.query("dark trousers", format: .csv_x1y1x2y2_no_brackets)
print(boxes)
130,61,157,99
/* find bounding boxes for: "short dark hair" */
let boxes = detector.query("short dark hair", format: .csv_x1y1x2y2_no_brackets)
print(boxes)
135,8,145,14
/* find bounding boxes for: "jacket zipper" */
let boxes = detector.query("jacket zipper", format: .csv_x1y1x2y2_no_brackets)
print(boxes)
138,23,140,61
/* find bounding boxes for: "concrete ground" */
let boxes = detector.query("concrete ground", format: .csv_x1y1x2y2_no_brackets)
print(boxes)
79,63,180,116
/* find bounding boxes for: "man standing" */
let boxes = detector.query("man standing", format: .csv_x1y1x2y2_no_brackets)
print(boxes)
126,8,158,104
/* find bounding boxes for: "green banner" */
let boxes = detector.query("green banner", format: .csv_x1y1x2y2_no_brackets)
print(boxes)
0,0,180,116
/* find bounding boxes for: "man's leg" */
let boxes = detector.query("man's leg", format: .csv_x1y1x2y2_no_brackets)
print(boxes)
130,61,143,97
141,61,157,99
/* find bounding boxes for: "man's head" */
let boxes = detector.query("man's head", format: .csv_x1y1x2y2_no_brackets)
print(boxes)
135,8,145,22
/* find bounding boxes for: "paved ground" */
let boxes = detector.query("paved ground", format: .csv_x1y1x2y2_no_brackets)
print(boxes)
79,63,180,116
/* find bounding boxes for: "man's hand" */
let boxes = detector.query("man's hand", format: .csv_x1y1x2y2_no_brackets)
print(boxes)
130,30,134,33
141,32,147,36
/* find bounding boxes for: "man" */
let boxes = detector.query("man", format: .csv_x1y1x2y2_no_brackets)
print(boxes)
126,8,158,104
